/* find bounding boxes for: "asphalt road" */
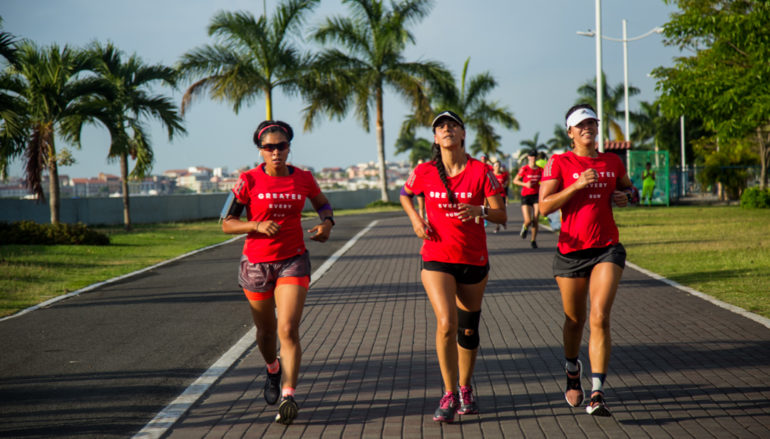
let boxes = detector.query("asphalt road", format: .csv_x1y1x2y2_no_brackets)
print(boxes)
0,211,401,438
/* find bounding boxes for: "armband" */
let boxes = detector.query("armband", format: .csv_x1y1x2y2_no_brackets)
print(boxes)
219,192,245,223
400,186,414,198
316,202,333,225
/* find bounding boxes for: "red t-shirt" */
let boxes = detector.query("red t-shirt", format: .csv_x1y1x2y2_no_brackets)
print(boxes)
232,165,321,263
517,165,542,196
494,172,509,193
404,156,501,266
541,151,627,254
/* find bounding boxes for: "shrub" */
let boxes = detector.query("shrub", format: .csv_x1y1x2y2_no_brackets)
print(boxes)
740,187,770,209
0,221,110,245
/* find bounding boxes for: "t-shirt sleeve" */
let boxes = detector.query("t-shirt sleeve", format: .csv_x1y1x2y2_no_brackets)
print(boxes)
306,172,322,199
483,167,501,197
404,167,422,195
232,174,250,204
541,156,560,182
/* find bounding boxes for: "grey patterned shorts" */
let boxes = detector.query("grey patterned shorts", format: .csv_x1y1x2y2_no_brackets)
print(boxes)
239,251,311,294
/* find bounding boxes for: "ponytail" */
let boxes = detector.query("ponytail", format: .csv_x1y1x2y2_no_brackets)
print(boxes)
432,143,457,204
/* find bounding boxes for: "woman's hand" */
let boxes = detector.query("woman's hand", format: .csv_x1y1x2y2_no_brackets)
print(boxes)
575,168,598,189
256,220,281,236
308,221,332,242
457,203,484,223
612,190,630,207
411,217,436,241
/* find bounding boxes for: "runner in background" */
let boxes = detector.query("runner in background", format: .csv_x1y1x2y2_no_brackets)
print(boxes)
492,160,510,233
513,150,543,248
401,111,506,423
221,120,334,425
539,104,634,417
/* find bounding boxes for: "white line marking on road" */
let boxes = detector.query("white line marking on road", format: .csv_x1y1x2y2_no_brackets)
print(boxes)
132,220,380,439
625,261,770,330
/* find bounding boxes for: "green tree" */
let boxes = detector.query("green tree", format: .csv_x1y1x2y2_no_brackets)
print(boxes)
517,132,548,164
305,0,452,202
546,124,571,153
694,135,759,199
394,122,432,166
7,42,108,223
0,21,24,179
177,0,319,120
429,57,519,157
654,0,770,189
577,73,640,141
81,42,186,230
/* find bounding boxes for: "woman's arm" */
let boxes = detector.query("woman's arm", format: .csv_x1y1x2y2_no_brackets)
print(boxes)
539,168,598,216
308,192,333,242
401,186,434,240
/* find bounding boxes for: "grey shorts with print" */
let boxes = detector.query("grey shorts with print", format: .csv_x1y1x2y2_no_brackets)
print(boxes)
238,251,311,293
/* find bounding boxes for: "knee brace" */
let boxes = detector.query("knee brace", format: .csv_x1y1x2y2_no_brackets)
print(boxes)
457,309,481,350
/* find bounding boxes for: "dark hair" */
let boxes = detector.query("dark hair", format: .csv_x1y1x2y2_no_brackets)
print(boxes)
253,120,294,146
538,151,547,160
565,103,596,123
431,143,457,204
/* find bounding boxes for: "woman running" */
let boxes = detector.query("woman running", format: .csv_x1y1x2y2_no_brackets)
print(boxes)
539,104,633,417
492,161,510,233
513,150,543,248
221,120,334,425
401,111,507,423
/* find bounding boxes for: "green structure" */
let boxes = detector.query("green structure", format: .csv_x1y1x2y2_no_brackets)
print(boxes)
627,150,670,206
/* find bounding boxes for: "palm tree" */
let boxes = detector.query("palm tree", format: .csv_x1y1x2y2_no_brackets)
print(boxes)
177,0,319,120
394,121,432,166
429,57,519,158
577,73,640,141
305,0,453,202
81,42,186,231
8,42,108,224
546,124,571,154
0,21,24,180
517,132,548,164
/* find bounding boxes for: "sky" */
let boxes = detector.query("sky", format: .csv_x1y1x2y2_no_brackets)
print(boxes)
1,0,682,179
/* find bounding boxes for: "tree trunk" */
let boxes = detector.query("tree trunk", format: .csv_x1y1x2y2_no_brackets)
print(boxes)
265,86,273,121
121,153,132,231
375,86,389,202
757,126,768,190
48,138,60,225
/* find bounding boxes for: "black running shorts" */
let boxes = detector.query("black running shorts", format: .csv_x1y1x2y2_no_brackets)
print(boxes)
552,243,626,278
422,260,490,285
521,194,539,206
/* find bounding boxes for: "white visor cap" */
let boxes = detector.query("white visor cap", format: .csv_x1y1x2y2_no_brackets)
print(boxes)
566,108,599,129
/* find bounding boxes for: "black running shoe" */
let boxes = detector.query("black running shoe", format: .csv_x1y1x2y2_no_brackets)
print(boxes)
275,395,298,425
564,359,584,407
264,364,281,405
432,392,458,423
457,386,479,415
531,241,537,248
586,391,611,417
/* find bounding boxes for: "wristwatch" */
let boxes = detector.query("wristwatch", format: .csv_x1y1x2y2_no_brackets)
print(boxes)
323,216,335,226
480,205,488,218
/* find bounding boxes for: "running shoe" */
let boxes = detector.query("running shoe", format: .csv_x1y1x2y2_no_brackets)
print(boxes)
586,391,611,417
275,395,299,425
457,386,479,415
264,363,281,405
520,224,528,239
564,359,584,407
531,241,537,249
432,392,458,423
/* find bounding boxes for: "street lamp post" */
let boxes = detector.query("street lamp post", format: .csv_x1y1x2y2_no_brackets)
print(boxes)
577,19,663,149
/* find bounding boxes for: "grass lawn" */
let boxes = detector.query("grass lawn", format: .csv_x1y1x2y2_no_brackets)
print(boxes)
614,206,770,318
1,205,768,320
0,221,232,318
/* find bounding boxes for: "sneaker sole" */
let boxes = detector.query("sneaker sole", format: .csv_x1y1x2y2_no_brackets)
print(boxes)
456,408,478,415
276,400,298,425
564,360,584,407
586,405,611,417
432,415,455,423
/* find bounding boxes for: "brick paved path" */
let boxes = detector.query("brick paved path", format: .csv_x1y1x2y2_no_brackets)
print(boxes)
167,212,770,438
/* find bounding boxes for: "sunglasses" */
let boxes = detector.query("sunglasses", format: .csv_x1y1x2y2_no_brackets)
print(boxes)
260,141,290,152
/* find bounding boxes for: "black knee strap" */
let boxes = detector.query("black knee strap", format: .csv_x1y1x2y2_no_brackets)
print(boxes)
457,309,481,350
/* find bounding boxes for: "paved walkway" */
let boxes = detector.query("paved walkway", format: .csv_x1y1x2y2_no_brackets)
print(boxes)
165,211,770,438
